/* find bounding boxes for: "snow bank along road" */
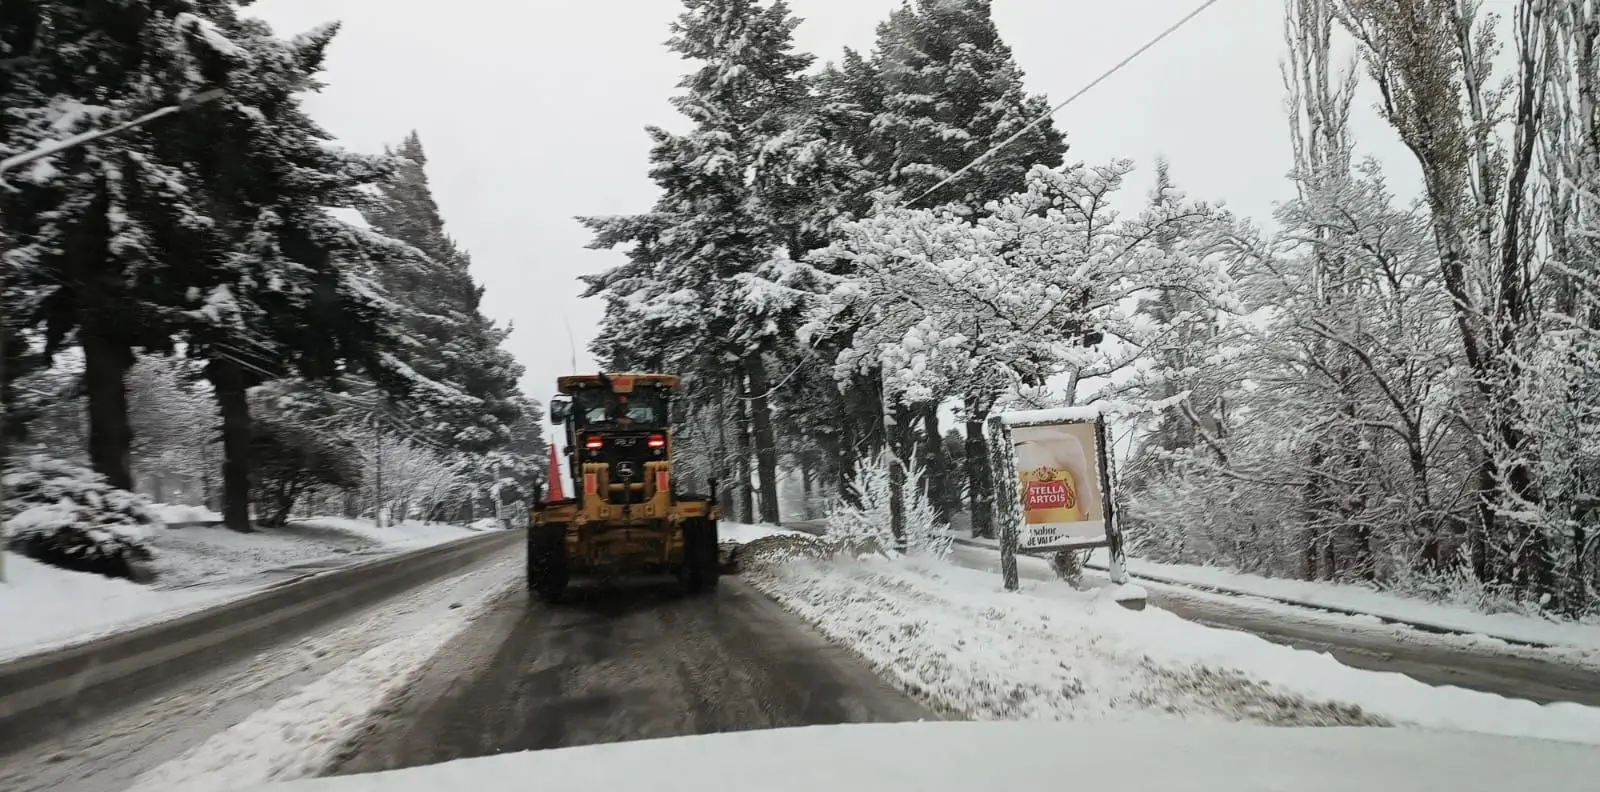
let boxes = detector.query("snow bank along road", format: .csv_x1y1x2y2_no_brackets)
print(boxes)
325,575,935,777
0,540,525,792
0,529,521,773
938,538,1600,707
775,520,1600,707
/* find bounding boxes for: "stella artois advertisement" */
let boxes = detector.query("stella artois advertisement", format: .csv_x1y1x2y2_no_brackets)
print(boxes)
1011,420,1105,548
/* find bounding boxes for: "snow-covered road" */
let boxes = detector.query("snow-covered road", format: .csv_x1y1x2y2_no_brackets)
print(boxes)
12,522,1598,792
0,546,524,792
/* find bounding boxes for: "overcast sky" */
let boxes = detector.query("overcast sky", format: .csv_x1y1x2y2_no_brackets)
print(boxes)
247,0,1421,404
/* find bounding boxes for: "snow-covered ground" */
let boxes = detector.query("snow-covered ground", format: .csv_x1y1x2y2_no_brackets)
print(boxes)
953,534,1600,659
719,522,809,544
1084,547,1600,654
4,552,523,792
745,551,1600,746
0,554,251,661
151,504,225,524
950,540,1600,671
0,511,490,660
149,517,483,589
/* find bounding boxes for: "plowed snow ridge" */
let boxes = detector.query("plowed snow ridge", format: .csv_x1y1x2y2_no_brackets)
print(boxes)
746,552,1600,745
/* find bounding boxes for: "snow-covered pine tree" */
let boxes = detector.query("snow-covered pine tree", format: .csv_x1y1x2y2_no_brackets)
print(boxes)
157,17,420,532
0,0,241,490
851,0,1067,213
580,0,816,525
362,132,529,460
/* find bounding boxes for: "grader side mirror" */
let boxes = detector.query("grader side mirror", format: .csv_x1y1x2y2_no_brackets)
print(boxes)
549,398,570,424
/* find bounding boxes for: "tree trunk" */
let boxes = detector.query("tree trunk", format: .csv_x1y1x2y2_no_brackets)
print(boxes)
67,180,136,491
733,388,754,524
800,464,814,519
745,354,781,525
79,322,136,491
206,357,255,533
201,440,219,511
919,404,951,523
374,421,386,528
964,395,995,538
886,411,907,553
269,480,302,528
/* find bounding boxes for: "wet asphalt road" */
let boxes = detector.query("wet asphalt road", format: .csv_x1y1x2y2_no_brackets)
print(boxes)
327,575,935,776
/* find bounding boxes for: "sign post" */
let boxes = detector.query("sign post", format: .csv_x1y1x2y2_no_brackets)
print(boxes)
987,406,1126,592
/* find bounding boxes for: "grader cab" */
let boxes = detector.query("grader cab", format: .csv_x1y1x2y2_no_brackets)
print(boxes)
528,372,719,602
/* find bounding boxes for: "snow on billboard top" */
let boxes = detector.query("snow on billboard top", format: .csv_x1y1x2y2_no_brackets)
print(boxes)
999,405,1104,426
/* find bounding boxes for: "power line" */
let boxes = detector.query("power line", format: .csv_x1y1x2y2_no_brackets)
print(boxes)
905,0,1225,208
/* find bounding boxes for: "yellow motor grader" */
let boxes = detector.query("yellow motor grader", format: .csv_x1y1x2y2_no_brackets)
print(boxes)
528,372,720,602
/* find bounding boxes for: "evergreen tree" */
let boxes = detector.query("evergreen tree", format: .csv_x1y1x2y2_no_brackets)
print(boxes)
162,16,416,532
362,132,527,455
1,0,241,490
837,0,1068,212
580,0,815,524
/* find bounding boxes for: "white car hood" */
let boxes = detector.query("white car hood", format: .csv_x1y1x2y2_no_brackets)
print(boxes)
249,719,1600,792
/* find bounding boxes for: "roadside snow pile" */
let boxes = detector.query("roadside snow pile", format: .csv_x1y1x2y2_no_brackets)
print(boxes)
148,522,376,588
745,552,1600,745
1086,548,1600,656
0,514,481,658
720,522,809,544
291,517,479,549
0,553,246,660
153,504,224,524
2,455,159,580
150,517,478,589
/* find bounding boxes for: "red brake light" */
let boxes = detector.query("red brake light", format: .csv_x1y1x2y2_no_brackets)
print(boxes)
584,436,603,450
648,434,666,449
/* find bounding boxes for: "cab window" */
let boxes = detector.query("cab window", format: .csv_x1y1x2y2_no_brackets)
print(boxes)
572,387,667,428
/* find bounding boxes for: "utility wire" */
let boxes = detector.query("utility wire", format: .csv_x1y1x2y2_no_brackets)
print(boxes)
737,0,1225,405
905,0,1224,208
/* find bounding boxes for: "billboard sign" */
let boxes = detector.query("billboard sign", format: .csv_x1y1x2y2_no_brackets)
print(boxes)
986,407,1126,591
1012,420,1106,549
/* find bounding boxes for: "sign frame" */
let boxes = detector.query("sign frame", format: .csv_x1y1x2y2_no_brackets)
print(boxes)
985,407,1127,591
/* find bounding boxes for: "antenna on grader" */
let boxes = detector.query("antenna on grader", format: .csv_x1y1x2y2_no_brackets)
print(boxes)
563,314,578,372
